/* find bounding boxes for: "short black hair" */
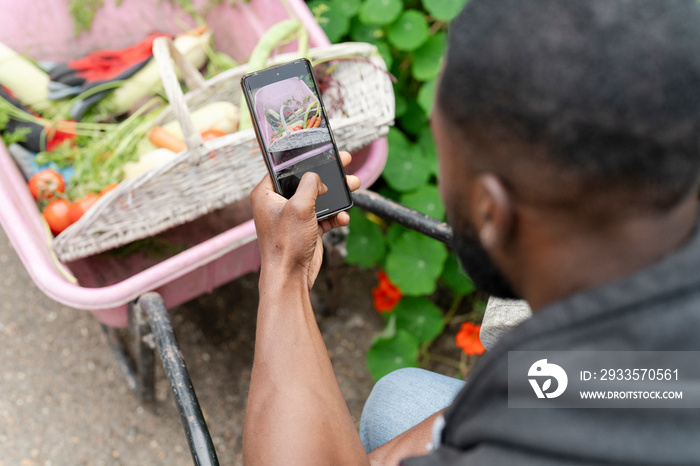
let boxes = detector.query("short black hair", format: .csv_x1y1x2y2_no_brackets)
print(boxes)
438,0,700,210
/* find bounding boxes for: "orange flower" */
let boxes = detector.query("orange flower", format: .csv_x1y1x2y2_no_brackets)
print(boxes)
455,322,485,355
372,270,402,313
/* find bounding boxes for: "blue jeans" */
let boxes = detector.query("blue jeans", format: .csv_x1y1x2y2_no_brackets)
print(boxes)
359,368,466,453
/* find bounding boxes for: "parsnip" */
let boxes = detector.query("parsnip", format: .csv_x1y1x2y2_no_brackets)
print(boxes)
123,148,176,180
0,41,52,112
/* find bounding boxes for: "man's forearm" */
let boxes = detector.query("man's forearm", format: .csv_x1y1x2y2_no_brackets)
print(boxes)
243,270,369,465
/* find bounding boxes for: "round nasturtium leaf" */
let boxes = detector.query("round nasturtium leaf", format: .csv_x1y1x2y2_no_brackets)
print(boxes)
398,99,428,136
366,330,419,381
388,10,430,51
394,91,408,118
359,0,403,25
331,0,362,17
411,32,447,81
350,18,385,43
383,128,431,192
441,253,476,296
422,0,470,21
309,0,351,43
385,230,448,295
417,127,439,177
394,297,445,344
373,40,393,70
345,207,386,268
417,78,437,114
386,222,408,244
400,184,445,220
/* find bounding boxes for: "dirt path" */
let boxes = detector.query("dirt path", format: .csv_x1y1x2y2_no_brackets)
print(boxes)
0,227,384,465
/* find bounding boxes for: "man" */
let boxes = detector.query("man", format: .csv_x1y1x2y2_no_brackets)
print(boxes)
244,0,700,464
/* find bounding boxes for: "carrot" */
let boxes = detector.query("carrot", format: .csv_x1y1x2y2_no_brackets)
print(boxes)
185,25,209,36
313,117,321,128
306,116,317,129
148,126,187,153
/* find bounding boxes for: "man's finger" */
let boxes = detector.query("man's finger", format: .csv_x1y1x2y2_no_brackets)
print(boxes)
292,172,328,206
252,173,276,195
339,151,352,168
346,175,361,192
320,211,351,233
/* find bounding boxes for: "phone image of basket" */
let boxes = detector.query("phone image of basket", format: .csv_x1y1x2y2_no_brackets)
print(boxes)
253,77,332,170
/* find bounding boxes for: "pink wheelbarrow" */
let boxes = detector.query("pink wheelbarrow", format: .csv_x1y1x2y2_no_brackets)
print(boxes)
0,0,390,463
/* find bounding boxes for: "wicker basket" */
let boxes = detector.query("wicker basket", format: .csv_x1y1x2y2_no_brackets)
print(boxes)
52,40,394,262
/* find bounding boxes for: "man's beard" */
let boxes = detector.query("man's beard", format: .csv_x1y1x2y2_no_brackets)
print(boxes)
451,228,521,300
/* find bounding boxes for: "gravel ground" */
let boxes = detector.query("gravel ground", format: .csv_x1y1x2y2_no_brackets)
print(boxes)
0,226,386,466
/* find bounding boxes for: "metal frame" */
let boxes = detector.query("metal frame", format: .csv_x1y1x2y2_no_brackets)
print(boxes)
100,190,448,465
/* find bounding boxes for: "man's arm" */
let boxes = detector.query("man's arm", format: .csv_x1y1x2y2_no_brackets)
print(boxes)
243,269,369,465
243,155,369,465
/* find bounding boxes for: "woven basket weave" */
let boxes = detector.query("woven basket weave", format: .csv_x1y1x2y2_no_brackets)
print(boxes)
53,40,394,262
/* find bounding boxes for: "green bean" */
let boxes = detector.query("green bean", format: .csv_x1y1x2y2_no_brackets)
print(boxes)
239,19,306,130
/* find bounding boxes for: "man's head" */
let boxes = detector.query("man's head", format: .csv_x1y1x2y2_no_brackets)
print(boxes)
433,0,700,302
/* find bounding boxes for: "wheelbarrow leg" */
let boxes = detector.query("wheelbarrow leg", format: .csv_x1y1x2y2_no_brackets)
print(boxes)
136,292,219,466
129,301,157,402
101,324,139,393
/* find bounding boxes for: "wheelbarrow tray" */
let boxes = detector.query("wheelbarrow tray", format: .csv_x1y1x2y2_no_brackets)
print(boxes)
0,0,388,328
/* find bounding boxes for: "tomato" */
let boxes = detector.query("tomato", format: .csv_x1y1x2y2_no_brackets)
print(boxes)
68,193,99,224
293,126,302,131
200,129,228,141
43,198,73,235
99,183,119,197
28,169,65,201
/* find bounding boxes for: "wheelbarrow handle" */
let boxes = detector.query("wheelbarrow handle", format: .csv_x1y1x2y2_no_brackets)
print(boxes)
137,292,219,466
352,190,453,245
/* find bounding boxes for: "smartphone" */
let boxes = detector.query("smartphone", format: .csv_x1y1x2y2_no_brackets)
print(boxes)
241,58,353,220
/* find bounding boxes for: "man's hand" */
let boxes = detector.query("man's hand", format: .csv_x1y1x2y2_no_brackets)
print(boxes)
250,150,361,289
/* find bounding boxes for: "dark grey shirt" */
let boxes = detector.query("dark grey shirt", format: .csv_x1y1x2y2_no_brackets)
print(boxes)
406,217,700,465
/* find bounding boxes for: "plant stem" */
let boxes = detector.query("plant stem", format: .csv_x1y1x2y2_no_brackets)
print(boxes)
443,294,464,325
425,353,462,370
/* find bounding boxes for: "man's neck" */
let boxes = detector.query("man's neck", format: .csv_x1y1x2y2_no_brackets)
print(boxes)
518,196,700,311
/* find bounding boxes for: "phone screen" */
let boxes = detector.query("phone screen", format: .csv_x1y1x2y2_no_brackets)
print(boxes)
241,59,353,219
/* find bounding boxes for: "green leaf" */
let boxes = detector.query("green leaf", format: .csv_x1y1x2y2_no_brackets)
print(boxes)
310,0,351,43
385,230,448,295
394,297,445,344
400,184,445,220
345,207,386,267
331,0,362,17
388,10,430,51
366,330,419,381
350,18,385,43
441,253,476,296
378,185,401,202
422,0,470,21
372,313,397,344
374,41,393,70
386,222,408,244
411,32,447,81
383,128,430,192
359,0,402,25
417,78,437,115
417,127,439,177
394,91,408,118
398,100,428,136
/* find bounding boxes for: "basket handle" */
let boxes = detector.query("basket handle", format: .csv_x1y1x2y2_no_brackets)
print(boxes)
152,36,207,164
278,104,295,136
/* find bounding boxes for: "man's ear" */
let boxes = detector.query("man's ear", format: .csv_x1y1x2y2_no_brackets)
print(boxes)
470,174,514,250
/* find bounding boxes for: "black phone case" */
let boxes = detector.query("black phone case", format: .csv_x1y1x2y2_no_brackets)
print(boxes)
240,58,353,220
